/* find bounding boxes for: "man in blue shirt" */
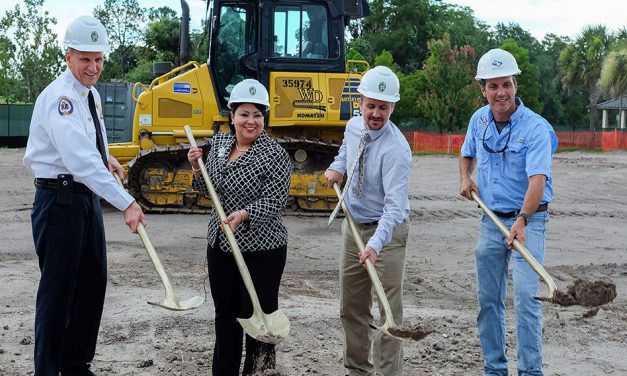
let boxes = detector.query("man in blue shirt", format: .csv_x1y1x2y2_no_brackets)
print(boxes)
325,66,412,376
459,48,558,376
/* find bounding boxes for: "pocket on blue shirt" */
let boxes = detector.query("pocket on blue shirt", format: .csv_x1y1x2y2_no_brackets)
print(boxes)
506,142,527,170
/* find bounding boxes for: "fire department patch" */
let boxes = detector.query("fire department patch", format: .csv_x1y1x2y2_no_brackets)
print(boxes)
58,97,74,116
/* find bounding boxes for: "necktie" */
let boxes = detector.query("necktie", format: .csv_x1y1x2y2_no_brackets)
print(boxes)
87,91,108,167
355,132,370,197
328,128,369,225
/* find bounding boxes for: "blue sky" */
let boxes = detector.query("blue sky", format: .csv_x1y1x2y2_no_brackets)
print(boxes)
1,0,625,45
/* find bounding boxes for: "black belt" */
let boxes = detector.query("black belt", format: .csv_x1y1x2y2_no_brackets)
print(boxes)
357,221,379,227
492,203,548,218
34,178,92,193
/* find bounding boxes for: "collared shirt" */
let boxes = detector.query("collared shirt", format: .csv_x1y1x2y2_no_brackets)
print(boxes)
23,69,134,211
329,116,412,254
192,131,292,252
461,98,558,212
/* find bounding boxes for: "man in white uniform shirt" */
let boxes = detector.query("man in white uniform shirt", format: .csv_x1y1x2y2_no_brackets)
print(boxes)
23,15,144,376
325,66,412,376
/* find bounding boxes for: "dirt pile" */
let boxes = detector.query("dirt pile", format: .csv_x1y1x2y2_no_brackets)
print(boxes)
551,278,617,307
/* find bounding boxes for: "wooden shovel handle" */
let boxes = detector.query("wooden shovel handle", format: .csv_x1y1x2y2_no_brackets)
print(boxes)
332,183,396,326
471,191,557,298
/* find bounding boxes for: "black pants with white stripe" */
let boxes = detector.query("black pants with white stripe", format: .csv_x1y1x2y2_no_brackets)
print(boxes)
31,188,106,376
207,240,287,375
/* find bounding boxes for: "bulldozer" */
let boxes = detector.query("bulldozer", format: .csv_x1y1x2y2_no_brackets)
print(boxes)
109,0,370,213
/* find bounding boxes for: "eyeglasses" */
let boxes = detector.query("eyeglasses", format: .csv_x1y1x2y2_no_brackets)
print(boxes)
482,121,511,153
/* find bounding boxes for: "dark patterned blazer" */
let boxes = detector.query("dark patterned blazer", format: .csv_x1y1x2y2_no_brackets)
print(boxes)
192,131,292,252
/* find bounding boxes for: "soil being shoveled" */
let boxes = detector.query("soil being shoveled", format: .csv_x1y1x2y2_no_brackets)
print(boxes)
548,278,617,307
388,323,434,341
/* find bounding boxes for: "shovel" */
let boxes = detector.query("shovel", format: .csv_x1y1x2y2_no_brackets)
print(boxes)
113,174,204,311
470,191,558,301
332,183,406,340
184,125,290,344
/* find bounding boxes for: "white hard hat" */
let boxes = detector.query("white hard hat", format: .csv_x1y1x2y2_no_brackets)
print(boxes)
63,16,110,53
227,79,270,110
357,66,400,103
475,48,521,80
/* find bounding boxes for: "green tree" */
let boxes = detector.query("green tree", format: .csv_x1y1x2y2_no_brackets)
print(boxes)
374,49,394,68
0,0,63,103
501,39,542,113
492,23,542,58
354,0,492,73
394,69,427,125
559,25,614,130
144,7,180,62
416,35,482,133
94,0,145,79
598,38,627,99
599,36,627,126
361,0,433,71
431,3,491,56
125,6,180,83
0,35,17,103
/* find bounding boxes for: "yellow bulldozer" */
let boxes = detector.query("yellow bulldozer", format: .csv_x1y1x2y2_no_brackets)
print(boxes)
109,0,370,213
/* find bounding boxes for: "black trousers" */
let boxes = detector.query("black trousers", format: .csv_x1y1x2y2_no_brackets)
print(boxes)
31,189,106,376
207,240,287,376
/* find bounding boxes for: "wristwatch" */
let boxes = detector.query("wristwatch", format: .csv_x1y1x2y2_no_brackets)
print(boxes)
516,212,529,226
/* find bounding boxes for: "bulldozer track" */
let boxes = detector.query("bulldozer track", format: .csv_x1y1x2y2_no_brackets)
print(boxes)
125,136,342,214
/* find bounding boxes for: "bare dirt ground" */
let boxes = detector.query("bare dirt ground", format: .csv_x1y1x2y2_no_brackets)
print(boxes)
1,147,626,375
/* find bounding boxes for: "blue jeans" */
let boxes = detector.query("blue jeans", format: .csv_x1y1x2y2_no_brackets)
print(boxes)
475,211,548,376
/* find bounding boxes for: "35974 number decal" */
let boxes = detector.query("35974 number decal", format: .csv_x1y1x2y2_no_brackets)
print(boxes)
281,79,312,88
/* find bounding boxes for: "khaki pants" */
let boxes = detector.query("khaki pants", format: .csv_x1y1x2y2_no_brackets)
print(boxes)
340,219,408,376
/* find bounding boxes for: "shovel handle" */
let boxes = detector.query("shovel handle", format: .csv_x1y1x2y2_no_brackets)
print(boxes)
332,183,396,327
113,174,177,303
471,191,557,299
184,126,264,314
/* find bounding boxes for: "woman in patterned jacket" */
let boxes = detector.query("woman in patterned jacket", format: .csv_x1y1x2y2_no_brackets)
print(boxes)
187,79,292,375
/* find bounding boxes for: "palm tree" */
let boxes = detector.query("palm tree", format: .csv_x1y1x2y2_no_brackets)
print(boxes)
599,35,627,127
559,25,614,131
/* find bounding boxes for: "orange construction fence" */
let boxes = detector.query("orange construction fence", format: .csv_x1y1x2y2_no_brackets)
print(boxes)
403,130,627,154
602,130,627,151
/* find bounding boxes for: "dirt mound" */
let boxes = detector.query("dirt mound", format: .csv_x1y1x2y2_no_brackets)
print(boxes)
551,278,617,307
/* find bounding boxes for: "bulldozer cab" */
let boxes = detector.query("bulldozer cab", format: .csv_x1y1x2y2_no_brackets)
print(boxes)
210,0,365,113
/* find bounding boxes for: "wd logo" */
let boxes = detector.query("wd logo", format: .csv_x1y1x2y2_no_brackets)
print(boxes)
297,88,323,102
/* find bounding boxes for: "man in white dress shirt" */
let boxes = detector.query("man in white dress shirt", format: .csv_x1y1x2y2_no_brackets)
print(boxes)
325,66,412,376
23,15,144,376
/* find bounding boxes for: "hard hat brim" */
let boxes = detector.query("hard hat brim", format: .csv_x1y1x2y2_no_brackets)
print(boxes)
475,69,521,80
66,44,110,53
356,88,400,103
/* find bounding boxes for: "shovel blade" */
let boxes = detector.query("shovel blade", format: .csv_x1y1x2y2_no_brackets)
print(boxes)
148,295,205,311
237,309,290,344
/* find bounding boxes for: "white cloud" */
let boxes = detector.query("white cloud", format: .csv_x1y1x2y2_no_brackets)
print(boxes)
446,0,625,40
